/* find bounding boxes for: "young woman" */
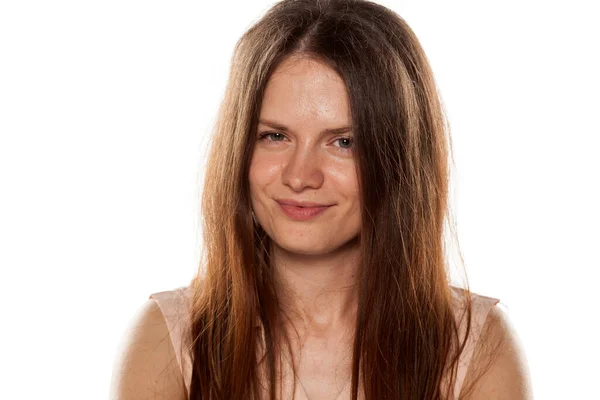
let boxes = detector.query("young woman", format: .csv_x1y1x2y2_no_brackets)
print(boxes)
110,1,532,399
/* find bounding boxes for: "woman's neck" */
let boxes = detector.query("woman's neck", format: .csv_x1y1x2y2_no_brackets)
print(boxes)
271,238,360,335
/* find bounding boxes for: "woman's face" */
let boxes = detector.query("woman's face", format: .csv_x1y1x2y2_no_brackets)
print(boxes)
249,56,361,256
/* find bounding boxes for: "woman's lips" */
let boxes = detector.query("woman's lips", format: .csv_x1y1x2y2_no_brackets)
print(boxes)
277,202,331,221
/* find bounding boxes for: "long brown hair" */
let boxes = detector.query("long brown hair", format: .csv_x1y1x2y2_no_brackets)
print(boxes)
187,0,477,398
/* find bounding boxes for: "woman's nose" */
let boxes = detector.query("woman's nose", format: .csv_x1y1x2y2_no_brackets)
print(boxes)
281,147,325,192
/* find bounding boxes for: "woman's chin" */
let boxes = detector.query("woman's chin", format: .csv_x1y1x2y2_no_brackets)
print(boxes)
272,238,330,257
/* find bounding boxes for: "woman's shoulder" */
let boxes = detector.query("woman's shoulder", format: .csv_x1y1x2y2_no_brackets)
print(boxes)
448,286,502,399
448,286,532,399
109,294,188,400
148,285,195,394
448,285,503,349
448,285,503,345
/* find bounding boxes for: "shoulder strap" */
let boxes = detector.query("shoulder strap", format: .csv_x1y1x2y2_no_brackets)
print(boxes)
149,286,193,395
452,289,500,399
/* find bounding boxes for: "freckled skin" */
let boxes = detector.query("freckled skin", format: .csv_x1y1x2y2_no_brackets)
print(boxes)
249,56,361,257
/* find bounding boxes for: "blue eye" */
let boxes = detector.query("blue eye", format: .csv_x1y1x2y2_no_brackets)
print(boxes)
258,132,286,141
335,137,354,150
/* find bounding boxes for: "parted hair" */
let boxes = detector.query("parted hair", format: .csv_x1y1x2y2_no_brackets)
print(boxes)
187,0,480,398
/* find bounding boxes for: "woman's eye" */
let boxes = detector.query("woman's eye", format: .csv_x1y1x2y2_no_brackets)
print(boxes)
258,131,286,141
334,137,354,151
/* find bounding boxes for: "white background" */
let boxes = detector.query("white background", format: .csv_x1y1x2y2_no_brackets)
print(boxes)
1,0,598,398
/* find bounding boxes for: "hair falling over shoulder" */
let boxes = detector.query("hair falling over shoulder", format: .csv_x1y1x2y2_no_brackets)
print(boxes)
185,1,477,399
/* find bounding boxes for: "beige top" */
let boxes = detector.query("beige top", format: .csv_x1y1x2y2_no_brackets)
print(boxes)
149,286,499,399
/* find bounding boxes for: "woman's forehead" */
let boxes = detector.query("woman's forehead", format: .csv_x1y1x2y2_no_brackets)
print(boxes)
260,57,352,131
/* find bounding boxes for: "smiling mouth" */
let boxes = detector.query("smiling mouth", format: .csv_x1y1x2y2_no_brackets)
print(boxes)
276,198,332,207
277,202,331,221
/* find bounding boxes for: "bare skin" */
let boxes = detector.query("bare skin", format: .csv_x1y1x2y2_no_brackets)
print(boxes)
249,54,362,399
273,238,360,399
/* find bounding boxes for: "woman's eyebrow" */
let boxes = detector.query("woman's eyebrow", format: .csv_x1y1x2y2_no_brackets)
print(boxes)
258,118,353,135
